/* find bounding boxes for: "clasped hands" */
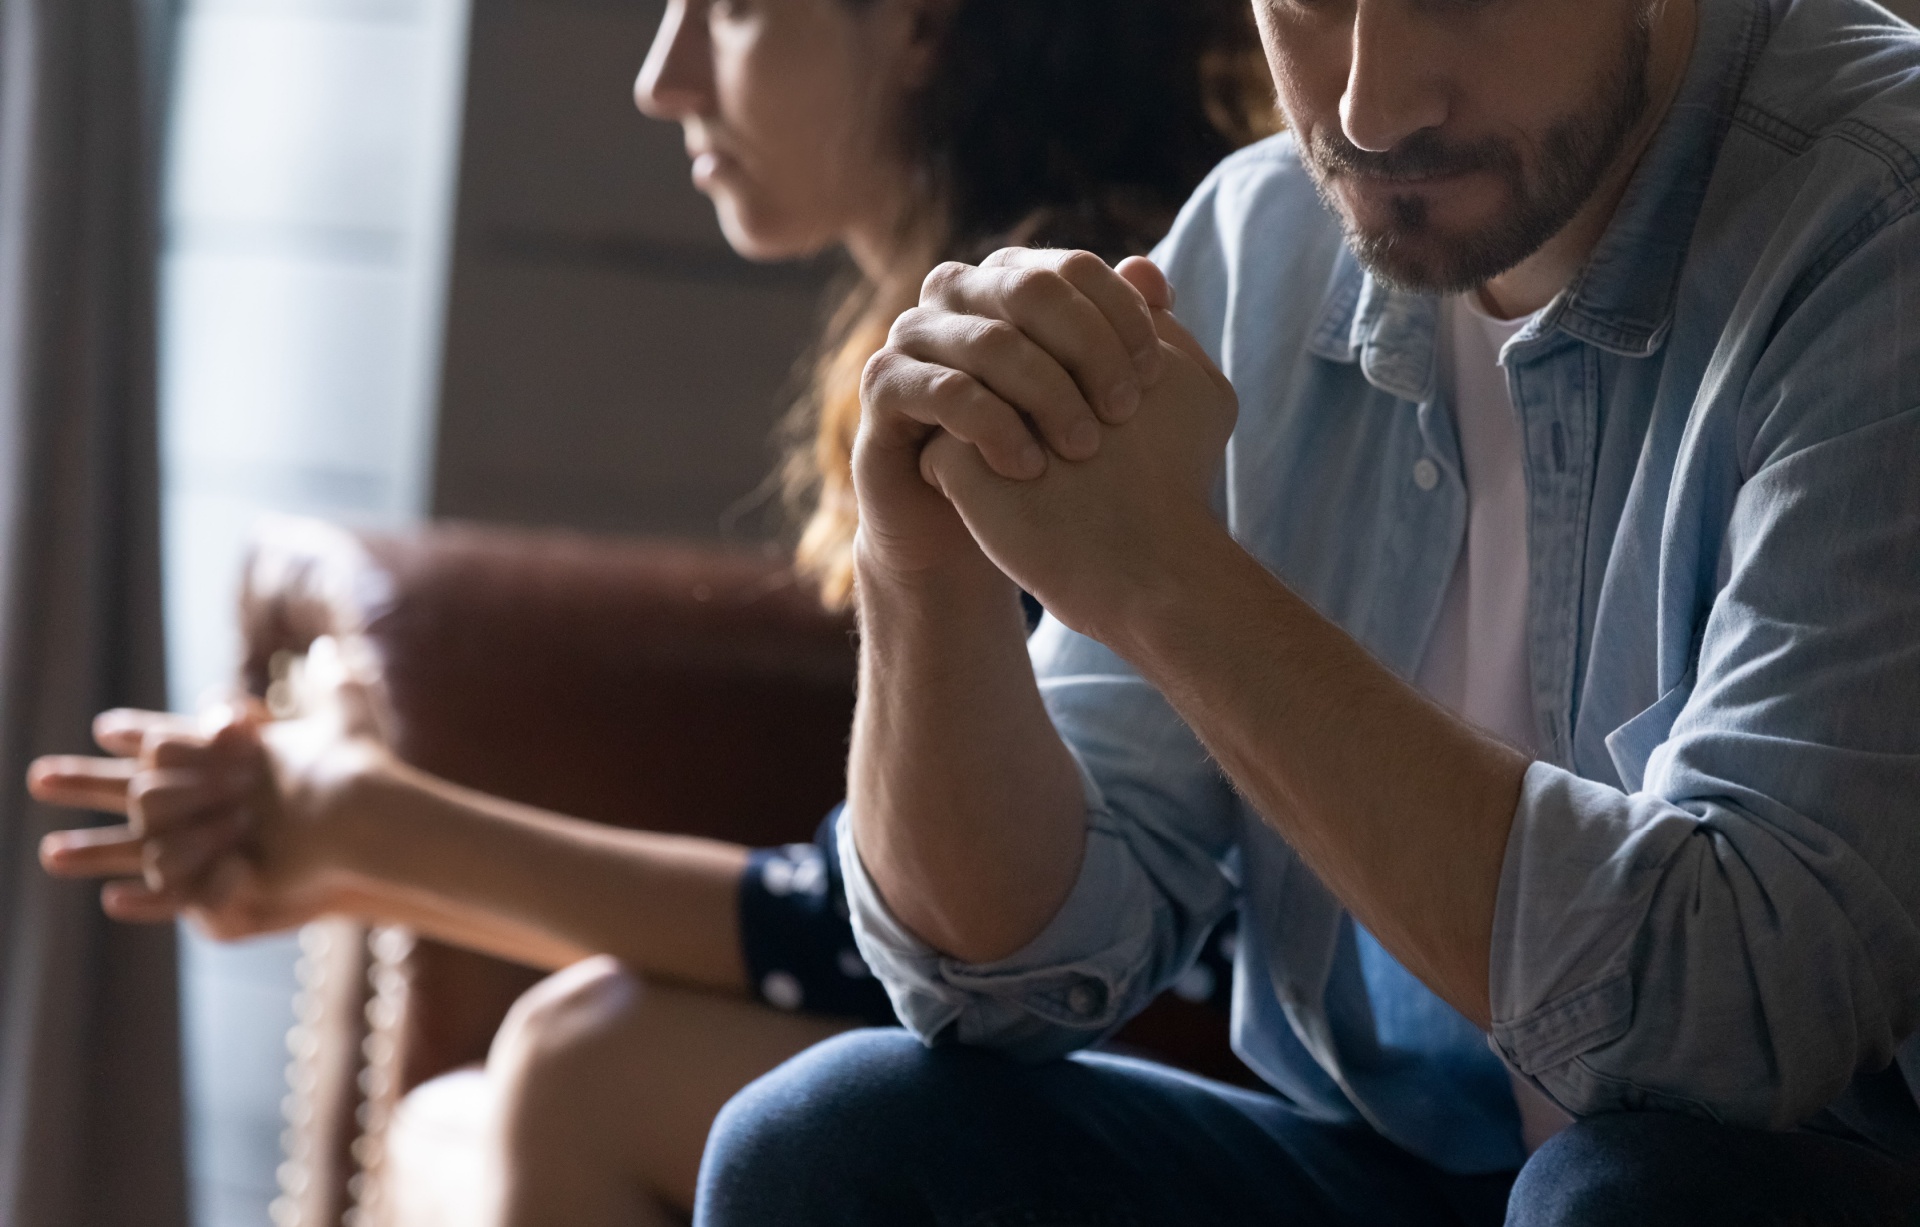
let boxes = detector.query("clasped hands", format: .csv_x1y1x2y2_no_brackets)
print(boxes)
855,248,1238,640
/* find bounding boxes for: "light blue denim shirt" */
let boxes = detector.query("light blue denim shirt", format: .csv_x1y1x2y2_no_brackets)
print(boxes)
842,0,1920,1173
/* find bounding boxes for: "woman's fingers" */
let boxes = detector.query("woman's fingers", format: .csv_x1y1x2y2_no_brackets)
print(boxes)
142,811,250,895
40,824,145,878
127,766,246,838
100,880,183,925
93,708,196,758
27,755,135,813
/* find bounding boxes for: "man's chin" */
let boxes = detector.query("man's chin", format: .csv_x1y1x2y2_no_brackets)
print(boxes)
1320,184,1527,295
1346,229,1503,297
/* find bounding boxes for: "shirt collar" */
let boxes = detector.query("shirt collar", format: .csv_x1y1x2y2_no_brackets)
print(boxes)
1307,0,1775,393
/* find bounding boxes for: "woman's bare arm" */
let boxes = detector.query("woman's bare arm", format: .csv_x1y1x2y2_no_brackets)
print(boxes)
334,759,750,992
32,715,752,994
326,879,593,973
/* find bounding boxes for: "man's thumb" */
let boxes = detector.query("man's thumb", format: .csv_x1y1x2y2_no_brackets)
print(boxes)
1116,256,1174,312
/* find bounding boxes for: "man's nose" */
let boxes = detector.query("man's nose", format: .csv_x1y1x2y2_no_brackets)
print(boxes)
1339,0,1449,153
635,0,712,120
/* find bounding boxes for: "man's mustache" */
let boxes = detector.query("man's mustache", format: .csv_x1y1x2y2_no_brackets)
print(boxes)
1308,127,1522,183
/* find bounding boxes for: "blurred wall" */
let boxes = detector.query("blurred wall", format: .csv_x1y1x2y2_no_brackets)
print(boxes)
430,0,836,541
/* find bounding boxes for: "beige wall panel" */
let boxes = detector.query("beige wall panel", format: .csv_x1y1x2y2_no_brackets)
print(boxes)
433,0,834,539
435,258,828,538
457,0,722,247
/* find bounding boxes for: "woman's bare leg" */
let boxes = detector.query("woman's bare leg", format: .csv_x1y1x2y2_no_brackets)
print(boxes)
483,956,855,1227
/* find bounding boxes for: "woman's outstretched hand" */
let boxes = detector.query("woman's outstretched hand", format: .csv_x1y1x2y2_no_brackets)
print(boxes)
28,637,388,939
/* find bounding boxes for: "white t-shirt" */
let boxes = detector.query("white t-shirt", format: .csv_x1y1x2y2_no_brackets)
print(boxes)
1415,293,1537,756
1414,291,1573,1151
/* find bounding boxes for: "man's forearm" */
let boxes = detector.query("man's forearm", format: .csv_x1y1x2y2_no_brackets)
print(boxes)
848,553,1087,965
1111,528,1529,1026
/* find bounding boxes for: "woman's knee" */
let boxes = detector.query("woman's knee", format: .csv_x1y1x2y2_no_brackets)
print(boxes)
488,955,646,1111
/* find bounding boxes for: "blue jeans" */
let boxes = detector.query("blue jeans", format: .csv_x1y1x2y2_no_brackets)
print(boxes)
695,1030,1919,1227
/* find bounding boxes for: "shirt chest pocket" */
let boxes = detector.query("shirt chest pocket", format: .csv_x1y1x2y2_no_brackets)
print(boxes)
1603,668,1697,793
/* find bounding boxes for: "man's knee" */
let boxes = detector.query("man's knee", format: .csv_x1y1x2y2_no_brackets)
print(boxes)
1508,1114,1669,1227
698,1028,987,1223
488,955,644,1105
1508,1111,1917,1227
703,1028,940,1176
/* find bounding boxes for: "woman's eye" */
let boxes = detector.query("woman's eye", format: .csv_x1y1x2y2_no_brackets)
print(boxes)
711,0,753,20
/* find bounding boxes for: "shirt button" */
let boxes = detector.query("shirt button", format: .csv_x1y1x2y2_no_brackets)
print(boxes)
1173,964,1217,1004
761,971,804,1011
1412,458,1440,492
1066,982,1104,1018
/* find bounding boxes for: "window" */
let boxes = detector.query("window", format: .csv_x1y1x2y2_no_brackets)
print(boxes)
158,1,469,1222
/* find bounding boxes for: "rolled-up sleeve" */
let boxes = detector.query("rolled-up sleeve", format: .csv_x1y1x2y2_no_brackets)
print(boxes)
842,619,1241,1061
1491,395,1920,1126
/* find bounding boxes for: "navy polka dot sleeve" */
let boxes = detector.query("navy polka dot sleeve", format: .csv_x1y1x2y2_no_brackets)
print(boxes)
739,806,898,1024
738,806,1237,1024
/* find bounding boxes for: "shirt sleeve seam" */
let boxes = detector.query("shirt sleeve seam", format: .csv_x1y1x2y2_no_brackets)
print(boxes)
1492,966,1634,1076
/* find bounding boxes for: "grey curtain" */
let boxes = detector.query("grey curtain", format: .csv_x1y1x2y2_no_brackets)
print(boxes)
0,0,184,1222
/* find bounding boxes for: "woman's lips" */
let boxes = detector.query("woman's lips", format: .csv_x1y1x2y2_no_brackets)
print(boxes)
690,150,722,191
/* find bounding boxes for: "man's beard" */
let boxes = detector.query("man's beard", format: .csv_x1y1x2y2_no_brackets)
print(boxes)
1302,14,1654,295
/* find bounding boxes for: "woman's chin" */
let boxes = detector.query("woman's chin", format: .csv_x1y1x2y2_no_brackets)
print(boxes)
714,204,831,265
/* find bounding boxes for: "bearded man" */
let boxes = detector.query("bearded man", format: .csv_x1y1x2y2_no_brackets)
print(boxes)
697,1,1920,1223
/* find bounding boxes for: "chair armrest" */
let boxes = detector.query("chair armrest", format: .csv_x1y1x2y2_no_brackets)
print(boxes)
241,517,858,847
248,518,864,1227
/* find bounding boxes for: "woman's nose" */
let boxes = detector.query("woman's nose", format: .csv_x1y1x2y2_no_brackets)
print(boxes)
1340,0,1449,153
635,0,713,120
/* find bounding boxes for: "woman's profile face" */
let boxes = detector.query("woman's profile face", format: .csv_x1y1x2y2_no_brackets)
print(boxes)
636,0,923,266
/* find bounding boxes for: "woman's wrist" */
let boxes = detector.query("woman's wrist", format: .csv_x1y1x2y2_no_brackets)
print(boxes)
280,732,403,884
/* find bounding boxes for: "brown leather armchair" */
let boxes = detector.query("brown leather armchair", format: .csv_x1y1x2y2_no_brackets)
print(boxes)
242,517,1244,1227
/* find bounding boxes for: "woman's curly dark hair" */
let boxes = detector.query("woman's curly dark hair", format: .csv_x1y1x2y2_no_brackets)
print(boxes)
789,0,1276,607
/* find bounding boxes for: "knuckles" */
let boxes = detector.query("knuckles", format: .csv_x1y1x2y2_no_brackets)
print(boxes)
1002,265,1070,311
1053,249,1107,284
921,260,972,302
925,365,974,403
885,304,935,347
967,317,1022,359
860,347,918,406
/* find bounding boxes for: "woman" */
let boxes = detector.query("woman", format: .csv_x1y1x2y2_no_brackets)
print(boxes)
32,1,1272,1223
